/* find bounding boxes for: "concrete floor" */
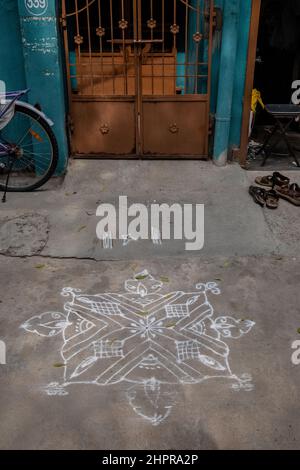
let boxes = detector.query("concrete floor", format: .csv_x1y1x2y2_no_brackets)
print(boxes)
0,160,300,449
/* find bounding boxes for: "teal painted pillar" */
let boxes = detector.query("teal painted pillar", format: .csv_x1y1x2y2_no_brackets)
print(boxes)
210,0,224,113
0,0,26,90
17,0,68,174
229,0,252,148
213,0,240,166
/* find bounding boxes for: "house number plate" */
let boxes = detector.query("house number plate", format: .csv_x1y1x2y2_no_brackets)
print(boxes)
25,0,48,16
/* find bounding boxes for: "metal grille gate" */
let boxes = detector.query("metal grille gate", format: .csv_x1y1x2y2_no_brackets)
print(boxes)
62,0,214,157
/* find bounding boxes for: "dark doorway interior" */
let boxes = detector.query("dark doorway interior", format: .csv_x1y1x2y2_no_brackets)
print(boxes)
254,0,300,122
248,0,300,170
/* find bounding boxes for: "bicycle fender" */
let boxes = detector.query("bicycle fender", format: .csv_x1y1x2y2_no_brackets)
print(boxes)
15,101,54,127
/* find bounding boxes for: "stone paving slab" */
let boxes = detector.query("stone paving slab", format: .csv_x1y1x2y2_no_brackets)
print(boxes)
0,255,299,450
2,161,299,260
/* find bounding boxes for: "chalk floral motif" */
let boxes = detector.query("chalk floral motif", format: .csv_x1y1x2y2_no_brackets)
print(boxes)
21,311,70,337
21,270,255,425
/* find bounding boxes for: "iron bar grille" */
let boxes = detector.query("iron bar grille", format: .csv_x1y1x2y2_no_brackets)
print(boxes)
63,0,212,97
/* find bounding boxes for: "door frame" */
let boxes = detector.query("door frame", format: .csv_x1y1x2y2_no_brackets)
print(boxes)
238,0,262,166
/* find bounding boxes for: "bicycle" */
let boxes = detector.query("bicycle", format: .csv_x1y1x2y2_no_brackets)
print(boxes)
0,89,58,202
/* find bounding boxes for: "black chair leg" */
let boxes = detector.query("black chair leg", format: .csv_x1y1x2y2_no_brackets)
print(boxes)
261,149,269,167
278,120,300,167
258,125,278,167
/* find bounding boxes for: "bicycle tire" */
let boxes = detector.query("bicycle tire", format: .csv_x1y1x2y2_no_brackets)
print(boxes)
0,104,59,192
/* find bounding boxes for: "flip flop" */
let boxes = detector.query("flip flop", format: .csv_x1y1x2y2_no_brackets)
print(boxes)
255,175,274,187
249,186,266,207
265,189,279,209
276,183,300,206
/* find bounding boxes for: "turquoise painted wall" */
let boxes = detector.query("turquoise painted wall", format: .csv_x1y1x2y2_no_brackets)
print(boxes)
212,0,252,149
0,0,26,90
17,0,68,173
212,0,252,157
213,0,240,165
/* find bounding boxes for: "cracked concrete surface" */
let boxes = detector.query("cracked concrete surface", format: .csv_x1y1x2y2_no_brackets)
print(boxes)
0,213,49,256
1,160,299,260
0,160,299,450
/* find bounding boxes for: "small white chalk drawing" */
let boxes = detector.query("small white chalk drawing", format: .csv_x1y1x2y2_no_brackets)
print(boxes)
102,231,113,249
42,382,69,396
121,233,137,246
21,270,255,425
151,227,162,245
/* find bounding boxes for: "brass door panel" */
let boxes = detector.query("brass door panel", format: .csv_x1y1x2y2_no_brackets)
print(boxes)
142,98,208,156
71,100,135,155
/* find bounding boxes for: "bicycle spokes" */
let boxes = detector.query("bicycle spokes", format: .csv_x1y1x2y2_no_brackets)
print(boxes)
0,106,55,191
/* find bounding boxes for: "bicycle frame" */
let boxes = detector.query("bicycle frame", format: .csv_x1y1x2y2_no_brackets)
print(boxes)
0,89,29,156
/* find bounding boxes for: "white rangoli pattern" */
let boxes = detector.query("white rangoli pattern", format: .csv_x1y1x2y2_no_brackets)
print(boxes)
21,270,255,425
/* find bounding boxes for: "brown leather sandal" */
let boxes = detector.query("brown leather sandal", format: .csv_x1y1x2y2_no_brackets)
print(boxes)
265,189,279,209
255,175,274,187
272,172,290,188
255,172,289,189
249,186,266,207
275,183,300,206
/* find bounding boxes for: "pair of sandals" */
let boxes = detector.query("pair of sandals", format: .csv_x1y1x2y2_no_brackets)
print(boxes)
255,172,300,207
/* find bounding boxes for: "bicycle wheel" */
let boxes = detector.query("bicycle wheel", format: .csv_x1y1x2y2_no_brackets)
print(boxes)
0,104,58,191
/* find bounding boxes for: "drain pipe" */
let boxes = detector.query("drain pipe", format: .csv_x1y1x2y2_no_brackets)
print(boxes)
213,0,240,166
